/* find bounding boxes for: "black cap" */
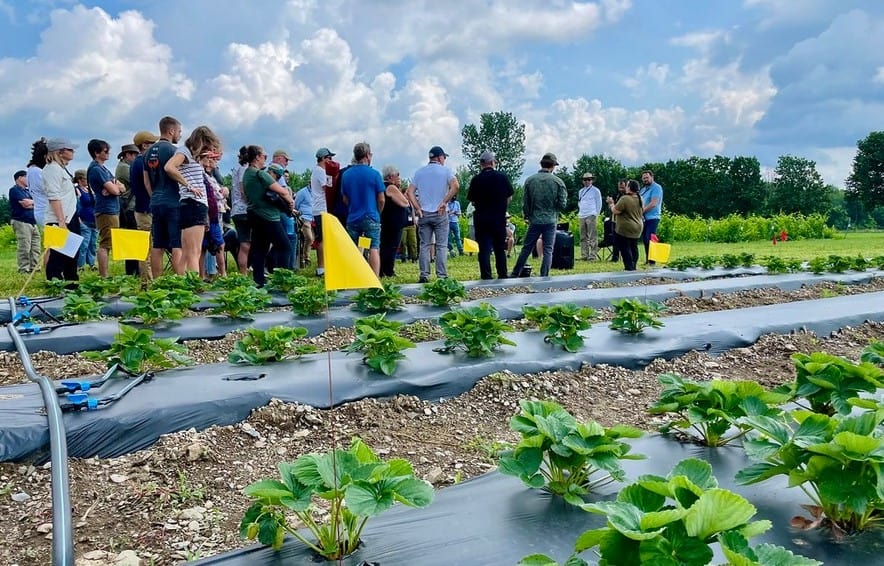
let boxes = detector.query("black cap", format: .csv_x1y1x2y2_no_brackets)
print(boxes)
429,146,449,158
13,170,26,181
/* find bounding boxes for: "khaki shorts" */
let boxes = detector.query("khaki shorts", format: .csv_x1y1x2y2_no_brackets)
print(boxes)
95,213,120,250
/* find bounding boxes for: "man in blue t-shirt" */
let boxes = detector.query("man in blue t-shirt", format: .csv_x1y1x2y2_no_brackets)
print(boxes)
144,116,183,276
341,142,385,276
9,170,41,273
86,138,125,277
639,170,663,265
406,145,459,283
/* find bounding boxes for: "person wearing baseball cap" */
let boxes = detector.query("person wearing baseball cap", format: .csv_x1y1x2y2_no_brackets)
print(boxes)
9,170,41,273
310,147,336,276
43,137,81,281
129,132,159,282
405,145,458,283
509,152,567,278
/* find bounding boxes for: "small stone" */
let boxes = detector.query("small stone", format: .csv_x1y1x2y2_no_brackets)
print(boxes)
187,520,201,532
423,408,432,416
110,474,128,483
11,491,30,502
82,549,109,560
113,549,142,566
426,467,444,484
179,507,205,521
186,442,205,462
36,522,52,533
240,423,261,439
626,388,641,396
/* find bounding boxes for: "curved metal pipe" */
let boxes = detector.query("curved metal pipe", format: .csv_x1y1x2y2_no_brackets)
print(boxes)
6,322,74,566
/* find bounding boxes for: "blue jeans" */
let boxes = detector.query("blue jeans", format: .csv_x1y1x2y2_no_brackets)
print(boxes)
642,217,660,263
511,222,556,277
346,216,381,249
418,211,449,279
78,223,97,268
448,220,463,254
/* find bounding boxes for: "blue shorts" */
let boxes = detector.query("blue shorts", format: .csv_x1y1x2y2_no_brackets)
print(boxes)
179,198,208,229
203,222,224,253
346,216,381,249
150,202,181,249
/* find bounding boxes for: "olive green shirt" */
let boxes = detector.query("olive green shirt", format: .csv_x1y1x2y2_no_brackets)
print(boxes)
614,194,643,239
522,170,567,225
243,167,281,222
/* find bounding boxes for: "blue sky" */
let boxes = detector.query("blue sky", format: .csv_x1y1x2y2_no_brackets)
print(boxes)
1,0,882,188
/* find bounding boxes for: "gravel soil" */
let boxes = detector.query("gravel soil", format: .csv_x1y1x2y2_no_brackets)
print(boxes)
0,277,883,565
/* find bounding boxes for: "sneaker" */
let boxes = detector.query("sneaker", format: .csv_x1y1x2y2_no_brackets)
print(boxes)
316,268,325,276
418,276,429,283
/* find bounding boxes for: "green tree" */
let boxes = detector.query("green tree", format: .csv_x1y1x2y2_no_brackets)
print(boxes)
766,155,834,215
288,168,312,191
461,111,526,183
846,131,884,210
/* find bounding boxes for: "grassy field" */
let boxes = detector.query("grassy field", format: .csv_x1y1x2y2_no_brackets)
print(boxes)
1,230,882,298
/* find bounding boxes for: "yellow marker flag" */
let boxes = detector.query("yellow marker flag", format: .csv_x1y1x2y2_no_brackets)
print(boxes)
43,225,68,249
111,228,150,261
321,212,382,291
463,238,479,254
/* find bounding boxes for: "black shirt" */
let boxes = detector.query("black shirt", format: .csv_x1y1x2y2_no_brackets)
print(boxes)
467,168,513,224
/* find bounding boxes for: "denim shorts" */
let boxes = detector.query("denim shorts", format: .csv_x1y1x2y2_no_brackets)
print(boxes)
150,202,181,249
203,222,224,253
346,216,381,249
179,198,208,229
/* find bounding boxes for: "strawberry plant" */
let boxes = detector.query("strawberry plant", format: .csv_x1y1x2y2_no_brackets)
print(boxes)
720,253,742,269
266,268,309,294
437,302,515,357
345,314,415,375
540,458,820,566
211,272,255,291
827,254,851,273
417,277,467,306
807,256,828,274
42,278,69,296
609,298,665,334
210,285,271,319
648,374,789,446
698,254,718,270
861,340,884,366
228,326,317,365
61,293,105,322
852,255,869,271
762,255,788,274
498,400,643,504
151,272,207,294
83,324,191,374
522,303,595,353
737,409,884,534
739,252,755,267
126,288,198,325
786,258,804,272
240,437,434,560
776,352,883,416
353,283,405,313
288,285,336,317
873,255,884,270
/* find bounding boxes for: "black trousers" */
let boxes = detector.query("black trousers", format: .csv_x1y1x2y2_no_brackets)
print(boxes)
620,235,639,271
611,231,621,261
379,223,404,277
46,213,81,282
475,222,508,279
248,213,291,287
120,209,139,276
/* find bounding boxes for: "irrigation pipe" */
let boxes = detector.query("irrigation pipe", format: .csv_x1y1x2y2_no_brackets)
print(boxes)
7,318,75,566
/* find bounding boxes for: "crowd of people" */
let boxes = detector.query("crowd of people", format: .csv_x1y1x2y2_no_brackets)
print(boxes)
7,116,664,286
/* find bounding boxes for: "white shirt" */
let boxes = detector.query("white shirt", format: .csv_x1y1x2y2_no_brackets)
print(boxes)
310,164,328,213
578,183,602,217
42,162,78,225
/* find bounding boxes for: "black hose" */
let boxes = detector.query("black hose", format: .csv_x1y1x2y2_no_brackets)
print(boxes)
6,322,74,566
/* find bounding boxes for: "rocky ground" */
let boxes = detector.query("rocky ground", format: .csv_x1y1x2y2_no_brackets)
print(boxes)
0,277,883,565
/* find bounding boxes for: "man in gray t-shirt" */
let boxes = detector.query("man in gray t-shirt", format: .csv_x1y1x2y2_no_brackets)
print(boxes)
407,146,459,283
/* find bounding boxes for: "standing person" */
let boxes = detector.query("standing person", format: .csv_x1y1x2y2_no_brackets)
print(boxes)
242,145,293,287
201,152,227,279
130,131,159,283
43,138,81,282
609,179,627,263
608,180,643,271
340,142,385,276
510,153,567,278
115,143,141,276
407,146,458,283
466,201,476,240
310,147,335,276
447,199,464,256
378,165,411,278
74,170,97,270
144,116,184,276
231,147,251,275
399,203,417,264
467,151,513,280
577,172,602,261
266,162,296,271
26,138,49,226
639,170,663,264
9,170,41,273
86,139,125,278
163,126,220,274
294,185,313,268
